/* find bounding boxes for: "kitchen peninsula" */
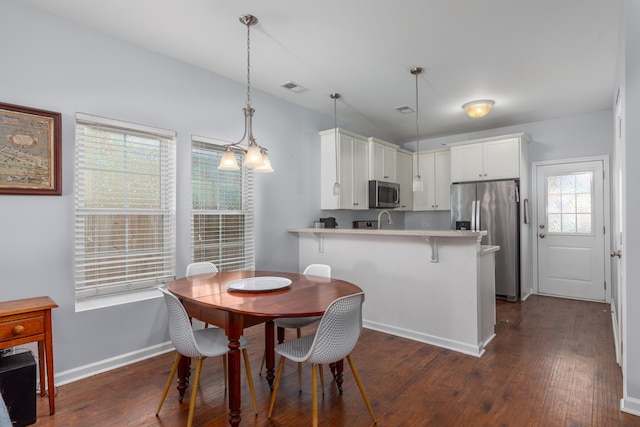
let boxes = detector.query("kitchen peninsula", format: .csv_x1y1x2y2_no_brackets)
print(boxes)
288,228,499,357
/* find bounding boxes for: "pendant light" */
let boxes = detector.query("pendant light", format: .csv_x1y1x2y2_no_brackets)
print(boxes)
411,67,424,192
218,14,273,172
330,93,342,196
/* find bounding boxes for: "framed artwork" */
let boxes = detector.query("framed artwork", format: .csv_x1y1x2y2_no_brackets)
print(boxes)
0,102,62,195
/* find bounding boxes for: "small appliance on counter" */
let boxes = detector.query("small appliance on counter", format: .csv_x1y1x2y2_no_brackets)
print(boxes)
318,217,338,228
353,220,378,229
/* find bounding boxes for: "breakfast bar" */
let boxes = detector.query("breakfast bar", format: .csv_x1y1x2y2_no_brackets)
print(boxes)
289,228,499,357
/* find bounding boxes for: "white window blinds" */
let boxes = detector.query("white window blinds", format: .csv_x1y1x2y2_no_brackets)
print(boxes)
191,136,255,271
74,113,176,301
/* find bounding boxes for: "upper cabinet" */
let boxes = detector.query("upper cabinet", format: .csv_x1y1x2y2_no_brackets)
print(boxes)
368,137,397,182
320,128,369,210
449,134,531,183
395,149,413,211
413,149,451,211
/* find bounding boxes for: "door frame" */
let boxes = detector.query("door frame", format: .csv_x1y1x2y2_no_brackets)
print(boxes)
531,155,611,302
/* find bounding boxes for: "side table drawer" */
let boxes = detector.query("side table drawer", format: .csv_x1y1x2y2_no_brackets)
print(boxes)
0,315,45,342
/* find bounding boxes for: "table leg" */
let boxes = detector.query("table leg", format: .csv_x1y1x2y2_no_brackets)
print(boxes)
265,321,275,389
44,309,55,415
176,356,191,402
227,313,243,426
335,359,345,393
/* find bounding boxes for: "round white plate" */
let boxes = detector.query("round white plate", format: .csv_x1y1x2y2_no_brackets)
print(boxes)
227,276,292,292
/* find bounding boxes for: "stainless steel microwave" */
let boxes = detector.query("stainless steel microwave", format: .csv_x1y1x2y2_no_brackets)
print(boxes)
368,180,400,209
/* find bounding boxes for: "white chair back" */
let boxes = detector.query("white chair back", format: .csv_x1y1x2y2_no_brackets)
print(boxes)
186,262,218,277
305,292,364,365
159,288,203,358
302,264,331,278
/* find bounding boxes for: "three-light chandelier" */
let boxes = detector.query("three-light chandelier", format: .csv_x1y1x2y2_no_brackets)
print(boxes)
218,14,273,172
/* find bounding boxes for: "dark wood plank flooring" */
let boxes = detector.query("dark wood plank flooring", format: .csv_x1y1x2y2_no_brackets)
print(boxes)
34,295,640,426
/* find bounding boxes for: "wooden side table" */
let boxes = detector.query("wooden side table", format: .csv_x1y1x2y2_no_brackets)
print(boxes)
0,296,58,415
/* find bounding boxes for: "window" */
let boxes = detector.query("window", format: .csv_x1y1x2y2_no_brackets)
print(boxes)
191,136,254,270
546,172,593,234
74,113,176,304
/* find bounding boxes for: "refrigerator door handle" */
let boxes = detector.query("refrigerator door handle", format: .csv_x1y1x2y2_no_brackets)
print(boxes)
471,200,476,231
475,199,481,231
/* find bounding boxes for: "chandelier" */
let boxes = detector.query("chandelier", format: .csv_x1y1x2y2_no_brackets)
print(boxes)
218,14,273,172
411,67,424,192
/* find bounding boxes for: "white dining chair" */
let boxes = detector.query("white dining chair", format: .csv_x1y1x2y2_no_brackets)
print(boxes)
185,261,218,276
156,288,257,427
267,292,377,426
259,264,331,390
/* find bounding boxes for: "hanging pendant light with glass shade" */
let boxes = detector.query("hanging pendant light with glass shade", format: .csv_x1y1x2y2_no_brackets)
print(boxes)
217,14,273,172
411,67,424,192
330,93,342,196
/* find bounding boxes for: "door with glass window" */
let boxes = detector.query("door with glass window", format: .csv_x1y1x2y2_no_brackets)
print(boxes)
536,160,605,301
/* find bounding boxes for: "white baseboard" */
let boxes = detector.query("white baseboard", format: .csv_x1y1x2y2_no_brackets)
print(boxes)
54,341,175,386
363,320,485,357
621,395,640,417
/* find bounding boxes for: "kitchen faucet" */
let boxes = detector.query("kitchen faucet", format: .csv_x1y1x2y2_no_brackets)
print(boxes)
377,210,393,229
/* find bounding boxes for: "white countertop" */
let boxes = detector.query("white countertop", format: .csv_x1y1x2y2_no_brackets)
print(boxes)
288,227,488,238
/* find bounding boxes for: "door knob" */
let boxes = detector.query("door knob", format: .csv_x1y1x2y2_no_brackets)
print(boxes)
539,224,545,229
539,233,545,238
611,250,622,258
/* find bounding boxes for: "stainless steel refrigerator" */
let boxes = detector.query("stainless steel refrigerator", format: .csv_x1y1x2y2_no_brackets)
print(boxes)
450,180,520,301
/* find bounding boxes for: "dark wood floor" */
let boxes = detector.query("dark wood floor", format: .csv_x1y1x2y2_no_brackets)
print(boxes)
35,295,640,426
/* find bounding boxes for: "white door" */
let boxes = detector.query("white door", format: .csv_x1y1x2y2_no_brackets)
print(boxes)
536,160,606,301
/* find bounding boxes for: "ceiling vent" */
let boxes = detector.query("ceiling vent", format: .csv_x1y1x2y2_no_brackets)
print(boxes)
280,81,309,93
394,105,415,114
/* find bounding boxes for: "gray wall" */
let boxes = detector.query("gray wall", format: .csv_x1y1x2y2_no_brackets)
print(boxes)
620,0,640,413
1,1,632,407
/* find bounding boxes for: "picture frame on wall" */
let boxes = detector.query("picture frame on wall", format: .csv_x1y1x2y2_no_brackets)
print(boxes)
0,102,62,195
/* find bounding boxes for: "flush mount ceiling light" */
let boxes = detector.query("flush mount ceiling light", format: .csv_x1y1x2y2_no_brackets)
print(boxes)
411,67,424,192
218,14,273,172
462,99,495,119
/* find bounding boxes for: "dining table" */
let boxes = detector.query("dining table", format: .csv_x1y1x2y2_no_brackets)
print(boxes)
167,269,363,426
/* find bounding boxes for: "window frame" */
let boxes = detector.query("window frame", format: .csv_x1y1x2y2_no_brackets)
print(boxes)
74,113,176,310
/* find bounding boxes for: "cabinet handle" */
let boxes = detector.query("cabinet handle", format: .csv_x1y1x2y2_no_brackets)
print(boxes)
12,325,25,336
478,174,482,177
484,173,487,176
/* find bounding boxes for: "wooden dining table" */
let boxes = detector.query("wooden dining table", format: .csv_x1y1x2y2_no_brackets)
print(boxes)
167,270,363,426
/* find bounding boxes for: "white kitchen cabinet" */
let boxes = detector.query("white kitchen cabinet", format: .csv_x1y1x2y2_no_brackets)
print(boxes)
320,128,369,210
412,149,451,211
368,137,397,182
450,136,525,183
395,149,413,210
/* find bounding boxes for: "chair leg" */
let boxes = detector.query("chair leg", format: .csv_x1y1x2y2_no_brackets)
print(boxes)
156,352,181,415
312,364,318,427
297,328,303,391
346,355,377,424
187,358,204,427
242,348,258,415
267,356,286,418
222,354,228,389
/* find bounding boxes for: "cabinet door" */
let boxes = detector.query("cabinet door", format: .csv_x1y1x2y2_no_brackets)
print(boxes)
383,146,397,181
396,151,413,210
370,142,397,181
412,152,435,210
338,133,355,209
483,138,520,180
450,144,484,182
352,137,369,210
434,150,451,210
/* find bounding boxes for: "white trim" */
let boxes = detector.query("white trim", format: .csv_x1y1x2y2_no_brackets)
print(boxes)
362,321,487,358
76,112,176,138
621,396,640,417
54,342,175,387
75,288,162,312
531,155,611,302
611,299,621,366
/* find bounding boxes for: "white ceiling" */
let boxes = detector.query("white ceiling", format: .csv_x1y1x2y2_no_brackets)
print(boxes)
21,0,622,143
